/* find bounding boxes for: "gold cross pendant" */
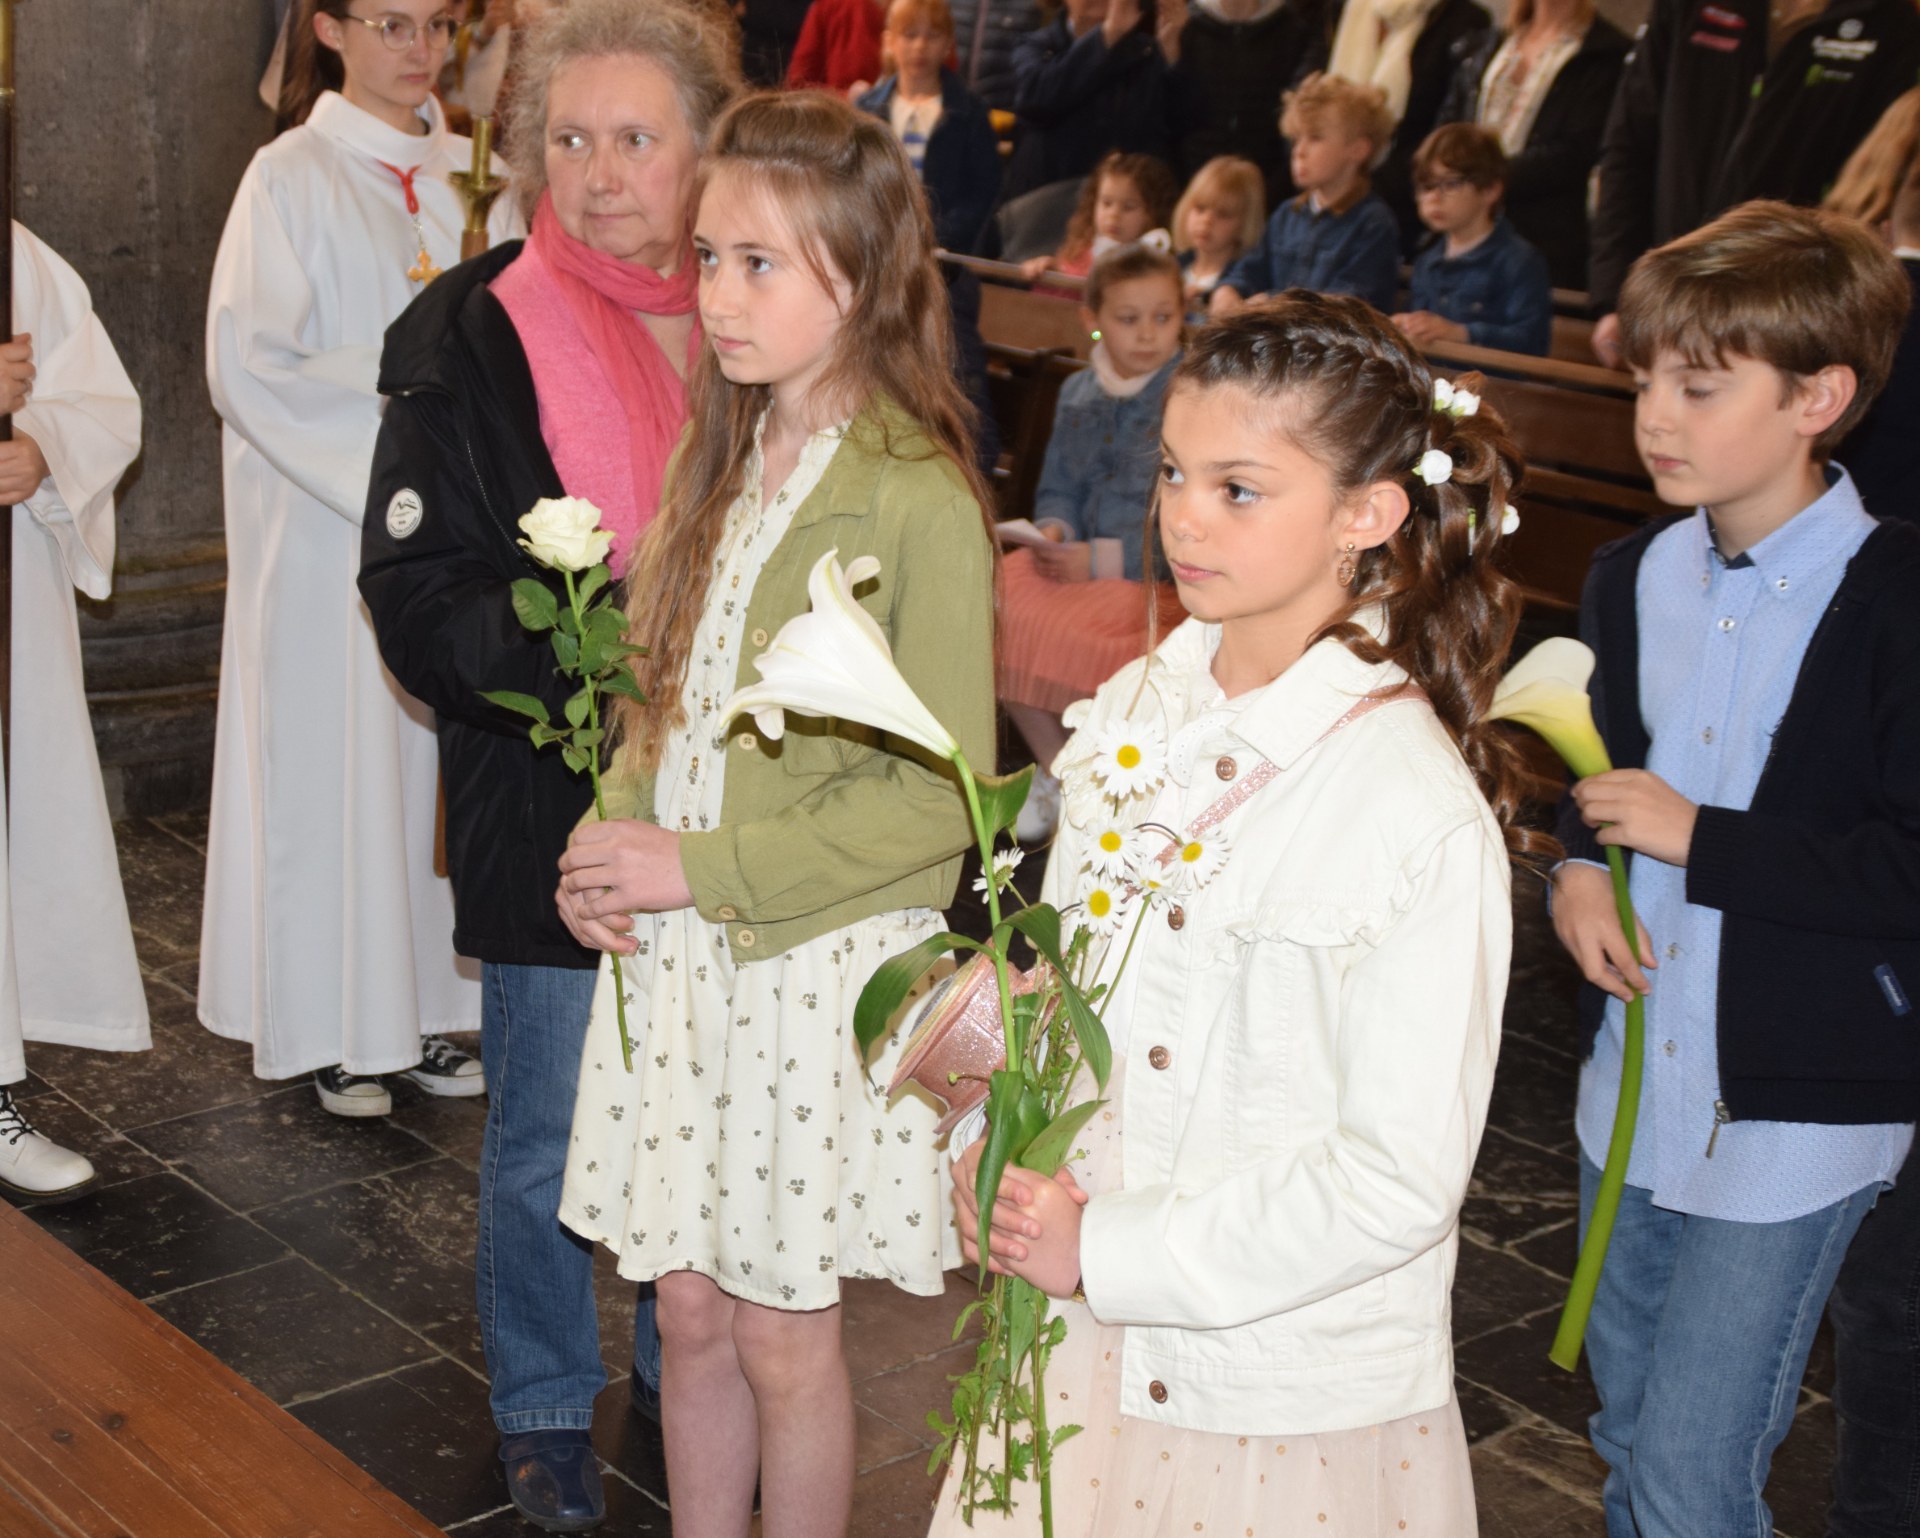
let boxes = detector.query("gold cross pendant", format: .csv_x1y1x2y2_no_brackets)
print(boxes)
408,247,443,285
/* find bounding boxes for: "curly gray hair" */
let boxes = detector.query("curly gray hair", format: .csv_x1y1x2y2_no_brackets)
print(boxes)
503,0,745,215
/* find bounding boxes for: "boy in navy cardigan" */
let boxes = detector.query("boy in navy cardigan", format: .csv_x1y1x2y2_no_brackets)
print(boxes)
1210,72,1401,317
1392,123,1551,357
1551,201,1918,1538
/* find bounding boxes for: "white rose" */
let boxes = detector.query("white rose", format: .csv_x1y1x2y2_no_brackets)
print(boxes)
1414,449,1454,487
518,497,614,571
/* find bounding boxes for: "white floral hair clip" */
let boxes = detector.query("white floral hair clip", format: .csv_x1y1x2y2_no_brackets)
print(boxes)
1433,378,1480,418
1414,449,1454,486
1139,227,1173,254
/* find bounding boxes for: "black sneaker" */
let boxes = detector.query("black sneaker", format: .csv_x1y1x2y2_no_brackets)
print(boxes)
405,1035,485,1098
314,1066,393,1117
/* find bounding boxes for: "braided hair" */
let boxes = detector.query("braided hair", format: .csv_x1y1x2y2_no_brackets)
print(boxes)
1162,290,1552,864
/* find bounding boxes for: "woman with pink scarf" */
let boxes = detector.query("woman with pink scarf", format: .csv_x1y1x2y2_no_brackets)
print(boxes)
358,2,741,1529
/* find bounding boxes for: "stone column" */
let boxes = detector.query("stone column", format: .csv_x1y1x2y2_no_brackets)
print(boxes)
22,0,275,815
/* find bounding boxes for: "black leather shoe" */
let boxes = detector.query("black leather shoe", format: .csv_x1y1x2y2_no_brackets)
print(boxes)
628,1369,661,1425
499,1429,605,1533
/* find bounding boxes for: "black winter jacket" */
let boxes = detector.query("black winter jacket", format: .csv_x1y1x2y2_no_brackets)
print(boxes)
1003,18,1180,199
358,243,599,971
1587,0,1920,311
950,0,1048,111
1438,16,1630,289
1557,514,1920,1125
1172,4,1315,205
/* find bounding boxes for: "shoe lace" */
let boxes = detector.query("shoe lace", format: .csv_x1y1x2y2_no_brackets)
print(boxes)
419,1035,460,1069
0,1087,37,1148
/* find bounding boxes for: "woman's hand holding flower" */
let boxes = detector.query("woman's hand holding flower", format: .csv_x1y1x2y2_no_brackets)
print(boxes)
952,1138,1090,1296
1574,769,1699,866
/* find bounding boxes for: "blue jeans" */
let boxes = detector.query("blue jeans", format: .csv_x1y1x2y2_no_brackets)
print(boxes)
1580,1153,1874,1538
1828,1148,1920,1537
477,962,660,1434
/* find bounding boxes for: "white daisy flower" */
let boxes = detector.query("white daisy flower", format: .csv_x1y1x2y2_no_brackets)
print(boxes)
1164,825,1234,893
1088,720,1167,803
1078,880,1129,936
1086,823,1146,880
971,847,1025,896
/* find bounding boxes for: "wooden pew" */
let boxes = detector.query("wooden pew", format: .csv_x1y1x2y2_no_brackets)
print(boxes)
0,1200,445,1538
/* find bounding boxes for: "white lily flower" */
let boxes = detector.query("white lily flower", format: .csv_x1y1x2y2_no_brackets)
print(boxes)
519,496,614,571
1163,825,1234,893
1087,720,1167,803
719,550,961,761
971,847,1025,895
1488,637,1612,779
1414,449,1454,487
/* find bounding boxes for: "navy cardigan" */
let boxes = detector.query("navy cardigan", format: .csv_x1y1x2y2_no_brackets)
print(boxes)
1556,515,1920,1125
858,71,1005,254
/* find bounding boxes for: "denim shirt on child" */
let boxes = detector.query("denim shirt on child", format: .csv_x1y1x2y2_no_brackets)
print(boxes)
1220,189,1401,315
1574,468,1913,1222
1406,216,1553,356
1031,351,1177,581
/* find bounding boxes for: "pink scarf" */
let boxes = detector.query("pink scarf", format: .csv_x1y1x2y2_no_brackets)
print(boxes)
527,192,700,562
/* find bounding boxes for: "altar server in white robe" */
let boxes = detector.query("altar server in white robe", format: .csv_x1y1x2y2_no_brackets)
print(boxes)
202,0,518,1115
0,223,151,1199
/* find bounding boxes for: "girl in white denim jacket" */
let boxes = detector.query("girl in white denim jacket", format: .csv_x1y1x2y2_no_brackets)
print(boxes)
939,294,1544,1538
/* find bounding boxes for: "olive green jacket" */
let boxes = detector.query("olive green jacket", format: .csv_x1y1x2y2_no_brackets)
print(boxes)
601,401,996,964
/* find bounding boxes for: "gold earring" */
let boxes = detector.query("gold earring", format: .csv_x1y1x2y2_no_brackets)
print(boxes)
1336,543,1357,587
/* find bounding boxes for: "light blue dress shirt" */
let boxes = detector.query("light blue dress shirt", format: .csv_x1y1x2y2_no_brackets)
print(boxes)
1574,468,1914,1221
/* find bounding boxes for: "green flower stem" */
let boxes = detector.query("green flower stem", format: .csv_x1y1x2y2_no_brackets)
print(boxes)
1031,1318,1055,1538
1549,842,1642,1371
563,568,634,1075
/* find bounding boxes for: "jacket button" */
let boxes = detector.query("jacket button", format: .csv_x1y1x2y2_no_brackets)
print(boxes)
751,627,770,648
1215,755,1237,781
717,905,738,921
1148,1379,1168,1403
1148,1045,1171,1070
740,732,758,751
737,928,757,949
1167,905,1185,931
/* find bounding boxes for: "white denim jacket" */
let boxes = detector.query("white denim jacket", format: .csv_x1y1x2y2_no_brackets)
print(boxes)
1048,618,1512,1436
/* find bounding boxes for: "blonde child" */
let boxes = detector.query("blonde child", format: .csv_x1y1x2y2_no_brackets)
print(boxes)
1172,154,1265,326
551,91,995,1537
999,244,1187,839
944,292,1538,1537
1019,150,1179,290
1210,72,1401,317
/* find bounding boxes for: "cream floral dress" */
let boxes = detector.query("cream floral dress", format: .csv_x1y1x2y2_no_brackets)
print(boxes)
559,421,955,1310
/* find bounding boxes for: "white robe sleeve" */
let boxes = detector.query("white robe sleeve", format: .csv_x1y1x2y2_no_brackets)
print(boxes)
206,154,385,525
10,224,141,602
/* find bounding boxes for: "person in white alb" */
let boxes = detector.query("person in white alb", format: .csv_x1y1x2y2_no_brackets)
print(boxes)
0,223,151,1200
202,0,520,1115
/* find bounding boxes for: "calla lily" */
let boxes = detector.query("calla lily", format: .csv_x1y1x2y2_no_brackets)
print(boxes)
1488,637,1613,779
719,550,960,761
1490,636,1644,1375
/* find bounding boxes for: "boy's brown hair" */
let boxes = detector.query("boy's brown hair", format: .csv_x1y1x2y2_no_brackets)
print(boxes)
1412,123,1508,191
1619,199,1911,455
883,0,955,41
1280,73,1395,159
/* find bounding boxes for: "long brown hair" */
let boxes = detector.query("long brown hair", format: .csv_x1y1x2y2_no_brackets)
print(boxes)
1826,86,1920,228
1164,293,1551,864
615,90,993,771
277,0,347,133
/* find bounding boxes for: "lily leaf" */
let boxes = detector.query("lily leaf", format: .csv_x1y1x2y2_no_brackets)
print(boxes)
510,578,559,633
1058,975,1112,1093
479,689,551,726
975,766,1035,837
1019,1099,1104,1176
974,1070,1048,1286
1004,904,1064,968
852,931,976,1064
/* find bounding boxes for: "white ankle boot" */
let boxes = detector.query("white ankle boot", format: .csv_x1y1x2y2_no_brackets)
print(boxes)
0,1086,97,1199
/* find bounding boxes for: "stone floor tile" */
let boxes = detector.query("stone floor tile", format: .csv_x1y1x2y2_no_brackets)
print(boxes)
1469,1443,1601,1536
853,1340,977,1446
254,1156,479,1335
113,818,215,959
135,1082,441,1211
838,1450,944,1538
1454,1313,1599,1440
591,1373,672,1504
150,1253,436,1405
843,1272,984,1384
450,1473,673,1535
1451,1237,1571,1346
388,1076,490,1169
1457,1376,1526,1445
16,1169,287,1297
1511,1216,1580,1280
290,1356,507,1528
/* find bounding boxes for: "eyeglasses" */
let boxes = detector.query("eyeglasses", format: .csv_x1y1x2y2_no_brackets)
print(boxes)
336,12,459,49
1414,175,1473,196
